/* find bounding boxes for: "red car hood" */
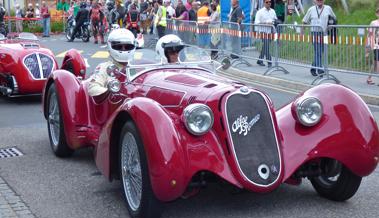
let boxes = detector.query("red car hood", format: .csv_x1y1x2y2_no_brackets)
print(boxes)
137,68,242,106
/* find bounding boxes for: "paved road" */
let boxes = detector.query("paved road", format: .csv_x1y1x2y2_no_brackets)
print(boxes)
1,35,379,218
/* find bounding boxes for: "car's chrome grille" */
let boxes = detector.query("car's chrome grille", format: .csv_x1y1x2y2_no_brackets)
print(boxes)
225,91,281,186
24,54,40,78
23,53,54,79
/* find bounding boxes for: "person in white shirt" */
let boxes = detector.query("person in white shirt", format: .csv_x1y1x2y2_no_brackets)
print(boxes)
35,3,41,18
165,0,175,18
303,0,336,76
254,0,277,67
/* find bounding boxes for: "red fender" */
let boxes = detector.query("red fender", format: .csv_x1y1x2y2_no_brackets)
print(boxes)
95,97,188,201
43,70,89,149
277,84,379,180
95,96,241,201
61,49,86,77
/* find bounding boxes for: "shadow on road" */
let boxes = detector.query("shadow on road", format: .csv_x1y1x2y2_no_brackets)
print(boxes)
0,95,42,104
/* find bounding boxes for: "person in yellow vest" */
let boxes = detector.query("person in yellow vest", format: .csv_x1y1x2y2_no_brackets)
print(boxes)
155,0,167,38
197,1,211,48
197,1,210,24
212,0,220,14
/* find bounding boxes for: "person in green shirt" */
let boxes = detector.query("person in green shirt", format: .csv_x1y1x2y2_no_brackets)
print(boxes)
73,0,79,17
274,0,285,23
57,0,70,12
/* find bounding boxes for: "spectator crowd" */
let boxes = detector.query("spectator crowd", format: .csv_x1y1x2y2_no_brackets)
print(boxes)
1,0,290,42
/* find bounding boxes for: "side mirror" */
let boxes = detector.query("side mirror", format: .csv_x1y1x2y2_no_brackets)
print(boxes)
106,64,121,77
107,79,121,93
221,57,231,70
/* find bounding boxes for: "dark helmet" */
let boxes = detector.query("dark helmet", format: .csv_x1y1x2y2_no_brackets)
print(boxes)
106,0,115,10
80,2,87,8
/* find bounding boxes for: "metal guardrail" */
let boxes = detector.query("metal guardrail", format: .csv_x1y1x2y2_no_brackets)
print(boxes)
145,21,379,86
326,25,379,78
167,19,198,45
273,24,339,84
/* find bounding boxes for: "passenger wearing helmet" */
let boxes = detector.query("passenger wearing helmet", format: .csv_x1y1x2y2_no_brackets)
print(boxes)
88,29,137,97
68,2,89,42
156,34,185,63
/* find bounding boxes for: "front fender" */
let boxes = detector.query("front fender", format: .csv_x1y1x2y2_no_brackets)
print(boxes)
278,84,379,180
61,49,86,77
43,70,87,149
96,97,187,201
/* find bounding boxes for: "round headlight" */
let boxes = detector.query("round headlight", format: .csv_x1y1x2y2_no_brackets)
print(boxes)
183,104,214,135
296,97,323,126
107,79,121,93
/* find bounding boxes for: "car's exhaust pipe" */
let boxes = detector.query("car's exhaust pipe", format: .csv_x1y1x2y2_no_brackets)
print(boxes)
0,85,12,96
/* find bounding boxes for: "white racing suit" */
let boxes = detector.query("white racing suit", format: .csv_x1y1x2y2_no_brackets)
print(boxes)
87,60,126,97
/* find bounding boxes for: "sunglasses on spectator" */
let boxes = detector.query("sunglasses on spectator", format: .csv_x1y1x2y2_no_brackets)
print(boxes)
265,1,271,4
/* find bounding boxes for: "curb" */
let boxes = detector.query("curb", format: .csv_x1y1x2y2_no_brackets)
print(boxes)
222,66,379,106
0,176,35,218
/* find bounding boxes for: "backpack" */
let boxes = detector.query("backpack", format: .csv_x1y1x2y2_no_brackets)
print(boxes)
91,7,101,21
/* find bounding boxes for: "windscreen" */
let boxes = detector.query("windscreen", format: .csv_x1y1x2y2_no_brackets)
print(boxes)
17,32,39,41
178,46,211,63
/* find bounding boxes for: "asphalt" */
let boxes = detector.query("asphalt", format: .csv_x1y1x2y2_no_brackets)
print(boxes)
219,57,379,106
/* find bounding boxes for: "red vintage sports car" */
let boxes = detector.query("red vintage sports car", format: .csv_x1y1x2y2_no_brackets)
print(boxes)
42,47,379,218
0,33,81,96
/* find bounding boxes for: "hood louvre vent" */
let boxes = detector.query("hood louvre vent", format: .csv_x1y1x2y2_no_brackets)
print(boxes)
165,74,206,86
204,83,217,88
188,96,196,105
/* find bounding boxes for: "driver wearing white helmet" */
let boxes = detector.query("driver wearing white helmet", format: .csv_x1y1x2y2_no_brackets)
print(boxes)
156,34,185,64
88,28,137,98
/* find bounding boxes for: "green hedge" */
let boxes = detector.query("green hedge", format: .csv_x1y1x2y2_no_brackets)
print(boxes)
17,20,65,33
51,21,65,33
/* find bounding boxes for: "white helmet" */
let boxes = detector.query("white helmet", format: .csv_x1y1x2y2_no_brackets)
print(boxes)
107,29,137,63
156,34,185,63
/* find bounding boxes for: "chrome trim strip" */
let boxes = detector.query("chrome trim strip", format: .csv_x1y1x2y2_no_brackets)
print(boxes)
36,53,43,79
224,89,282,187
12,76,18,94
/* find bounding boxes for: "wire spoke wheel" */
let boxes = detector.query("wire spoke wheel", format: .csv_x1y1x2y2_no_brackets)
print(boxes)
119,121,162,218
48,91,60,149
121,132,142,211
46,84,73,157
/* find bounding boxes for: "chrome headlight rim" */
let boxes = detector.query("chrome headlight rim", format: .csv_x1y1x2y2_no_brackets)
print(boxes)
183,103,214,136
107,79,121,93
295,97,323,127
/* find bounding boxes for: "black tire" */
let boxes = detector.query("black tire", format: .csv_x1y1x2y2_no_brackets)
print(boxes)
46,84,74,157
65,27,72,41
119,121,163,218
310,163,362,201
82,28,90,42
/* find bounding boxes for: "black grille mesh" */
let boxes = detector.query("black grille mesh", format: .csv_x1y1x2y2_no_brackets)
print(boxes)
24,54,40,78
24,53,54,79
226,91,280,186
39,54,54,78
